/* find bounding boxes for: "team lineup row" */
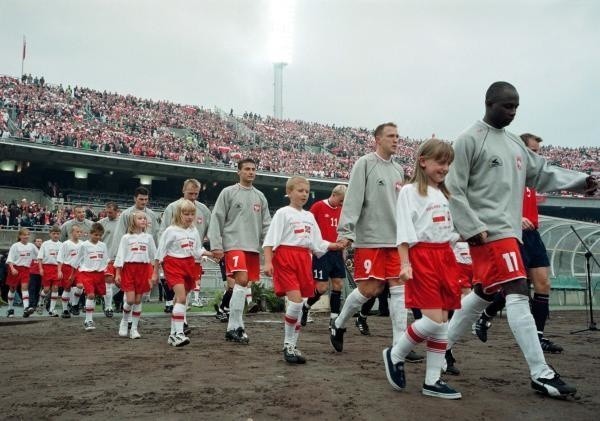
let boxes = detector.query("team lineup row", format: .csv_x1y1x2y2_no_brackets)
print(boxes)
5,81,597,401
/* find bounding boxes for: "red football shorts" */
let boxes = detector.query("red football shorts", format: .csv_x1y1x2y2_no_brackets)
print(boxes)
120,262,153,294
60,264,77,289
272,246,314,298
163,255,197,292
225,250,260,281
6,265,29,288
353,248,400,282
79,271,106,296
405,242,461,310
105,262,116,279
41,264,60,288
470,238,527,294
456,263,473,289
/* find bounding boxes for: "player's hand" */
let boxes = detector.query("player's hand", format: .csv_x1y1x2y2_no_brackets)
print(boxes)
39,268,44,276
399,264,412,282
114,276,121,286
57,270,63,280
338,238,352,249
584,175,598,196
467,231,488,246
10,267,17,276
212,249,224,261
263,263,273,277
521,217,535,231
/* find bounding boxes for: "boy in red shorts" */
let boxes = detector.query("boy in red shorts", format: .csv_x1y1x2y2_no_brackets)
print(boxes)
37,225,62,317
75,223,109,331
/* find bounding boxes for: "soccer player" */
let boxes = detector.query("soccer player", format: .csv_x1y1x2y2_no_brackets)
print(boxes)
208,158,271,344
473,133,565,354
331,123,411,354
37,226,63,317
60,205,93,242
300,184,347,327
111,187,160,316
445,81,597,398
263,176,340,364
160,179,211,324
99,202,119,317
75,223,109,331
5,228,39,317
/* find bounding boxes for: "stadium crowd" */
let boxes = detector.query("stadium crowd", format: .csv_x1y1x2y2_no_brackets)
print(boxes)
1,75,599,178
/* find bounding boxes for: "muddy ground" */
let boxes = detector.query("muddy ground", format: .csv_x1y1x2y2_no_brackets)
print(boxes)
0,309,598,420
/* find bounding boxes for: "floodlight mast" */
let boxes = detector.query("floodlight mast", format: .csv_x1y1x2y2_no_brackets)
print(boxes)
273,62,286,119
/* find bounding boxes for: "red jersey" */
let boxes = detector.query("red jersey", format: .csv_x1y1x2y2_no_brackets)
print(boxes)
522,187,539,229
309,199,342,242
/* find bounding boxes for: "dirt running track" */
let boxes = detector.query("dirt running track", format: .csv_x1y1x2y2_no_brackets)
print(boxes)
0,310,598,420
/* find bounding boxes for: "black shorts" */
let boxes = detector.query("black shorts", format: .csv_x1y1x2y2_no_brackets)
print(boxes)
520,229,550,269
312,250,346,281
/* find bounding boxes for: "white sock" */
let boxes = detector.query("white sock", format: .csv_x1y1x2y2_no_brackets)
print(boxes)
61,291,70,310
104,283,113,310
85,299,95,322
245,286,253,304
122,302,132,323
50,292,58,312
335,288,369,329
283,301,302,346
7,291,14,309
40,290,47,304
166,300,173,307
506,294,554,379
22,291,30,309
172,303,186,334
71,287,82,306
447,291,490,348
193,288,200,301
131,304,142,331
389,285,407,346
227,284,246,331
424,321,447,386
391,315,439,363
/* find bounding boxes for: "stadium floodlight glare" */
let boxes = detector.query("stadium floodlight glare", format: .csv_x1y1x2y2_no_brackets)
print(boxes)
269,0,295,119
269,0,295,64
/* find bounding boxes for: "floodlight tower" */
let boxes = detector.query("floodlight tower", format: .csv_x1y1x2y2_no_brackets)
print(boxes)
269,0,295,119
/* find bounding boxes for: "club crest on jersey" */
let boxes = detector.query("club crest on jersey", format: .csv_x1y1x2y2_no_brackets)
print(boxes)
395,181,402,191
377,179,385,186
516,156,523,170
253,204,261,212
197,217,203,225
489,156,503,168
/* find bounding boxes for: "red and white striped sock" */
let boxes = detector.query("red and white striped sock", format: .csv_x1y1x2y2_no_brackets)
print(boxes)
245,286,253,305
284,301,303,347
122,302,132,323
85,299,95,322
172,303,186,334
71,287,82,306
425,321,447,385
131,304,142,331
22,290,30,309
50,292,59,312
61,291,70,310
391,316,439,364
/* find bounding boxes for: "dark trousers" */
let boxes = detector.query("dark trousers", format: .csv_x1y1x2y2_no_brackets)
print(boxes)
28,274,42,307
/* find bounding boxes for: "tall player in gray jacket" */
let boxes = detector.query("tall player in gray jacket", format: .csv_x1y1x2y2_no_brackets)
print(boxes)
445,81,597,398
208,158,271,344
331,123,409,353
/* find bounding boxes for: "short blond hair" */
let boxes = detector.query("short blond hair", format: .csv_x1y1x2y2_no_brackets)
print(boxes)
182,178,201,191
286,176,310,194
332,184,347,197
17,228,30,241
173,199,196,227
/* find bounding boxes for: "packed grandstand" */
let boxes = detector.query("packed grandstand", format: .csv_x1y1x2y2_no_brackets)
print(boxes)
1,74,598,182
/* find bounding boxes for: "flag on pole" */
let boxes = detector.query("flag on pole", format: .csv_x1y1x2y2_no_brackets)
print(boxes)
22,36,26,60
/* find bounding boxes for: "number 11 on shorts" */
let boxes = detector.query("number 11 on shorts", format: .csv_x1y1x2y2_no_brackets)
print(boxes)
502,252,519,272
